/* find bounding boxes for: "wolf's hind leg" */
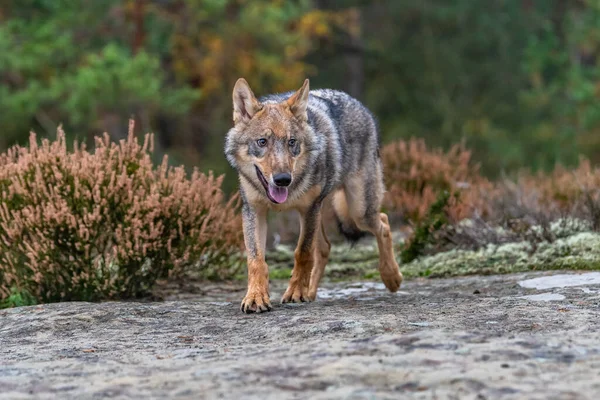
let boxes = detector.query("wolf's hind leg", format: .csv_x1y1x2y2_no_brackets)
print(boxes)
371,212,403,292
308,222,331,300
354,209,402,292
344,171,402,292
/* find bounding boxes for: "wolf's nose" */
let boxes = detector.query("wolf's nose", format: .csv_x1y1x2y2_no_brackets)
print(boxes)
273,173,292,187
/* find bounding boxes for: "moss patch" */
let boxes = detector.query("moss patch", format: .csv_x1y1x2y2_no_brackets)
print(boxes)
401,232,600,278
265,229,600,282
267,241,380,282
269,268,292,280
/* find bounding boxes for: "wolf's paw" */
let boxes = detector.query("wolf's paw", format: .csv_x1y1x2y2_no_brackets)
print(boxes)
240,290,272,314
281,283,311,304
380,266,403,292
307,286,318,302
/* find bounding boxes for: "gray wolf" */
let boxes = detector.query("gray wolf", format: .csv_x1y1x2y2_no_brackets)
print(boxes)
225,78,403,313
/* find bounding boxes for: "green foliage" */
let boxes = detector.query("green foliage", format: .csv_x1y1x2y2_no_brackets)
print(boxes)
520,1,600,167
400,191,453,263
313,0,600,176
0,0,198,148
0,287,37,309
61,44,198,126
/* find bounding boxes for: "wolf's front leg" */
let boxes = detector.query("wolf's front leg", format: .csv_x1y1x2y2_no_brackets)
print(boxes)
282,201,322,303
240,202,271,313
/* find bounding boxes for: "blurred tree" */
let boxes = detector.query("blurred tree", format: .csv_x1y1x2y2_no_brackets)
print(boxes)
149,0,353,181
1,0,600,185
311,0,600,176
521,0,600,166
0,0,197,148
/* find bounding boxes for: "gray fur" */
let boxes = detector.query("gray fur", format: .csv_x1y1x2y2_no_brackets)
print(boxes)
299,200,322,253
260,89,380,183
260,89,382,236
225,88,384,240
226,81,402,310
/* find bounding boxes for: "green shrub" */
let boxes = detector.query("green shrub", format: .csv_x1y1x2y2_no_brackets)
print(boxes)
0,120,242,306
400,191,454,263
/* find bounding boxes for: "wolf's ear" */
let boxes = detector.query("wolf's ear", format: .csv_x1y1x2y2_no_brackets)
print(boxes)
287,79,310,121
233,78,262,125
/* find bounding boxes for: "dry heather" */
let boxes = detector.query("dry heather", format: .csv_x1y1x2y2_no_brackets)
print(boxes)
381,138,482,223
0,121,242,307
382,138,600,262
446,161,600,250
518,159,600,230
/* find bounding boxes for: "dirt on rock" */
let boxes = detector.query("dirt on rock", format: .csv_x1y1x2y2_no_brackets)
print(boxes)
1,271,600,399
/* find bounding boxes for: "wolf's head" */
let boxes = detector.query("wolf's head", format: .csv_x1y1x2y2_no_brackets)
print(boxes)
225,78,315,204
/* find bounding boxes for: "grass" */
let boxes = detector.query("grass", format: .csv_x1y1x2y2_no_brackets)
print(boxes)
269,268,292,280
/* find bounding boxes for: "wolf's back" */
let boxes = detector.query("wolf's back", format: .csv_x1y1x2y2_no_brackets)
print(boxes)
261,88,378,146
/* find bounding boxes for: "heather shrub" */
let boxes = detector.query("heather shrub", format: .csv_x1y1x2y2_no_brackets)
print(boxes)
520,160,600,230
399,157,600,260
381,137,600,262
381,138,482,223
468,161,600,241
0,121,242,306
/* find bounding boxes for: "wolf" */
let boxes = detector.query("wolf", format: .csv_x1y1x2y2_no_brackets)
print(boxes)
225,78,403,313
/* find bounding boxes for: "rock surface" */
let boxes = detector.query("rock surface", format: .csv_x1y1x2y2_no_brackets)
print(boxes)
1,271,600,399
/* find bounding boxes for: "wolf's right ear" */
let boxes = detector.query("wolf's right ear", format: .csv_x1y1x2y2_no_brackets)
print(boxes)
233,78,262,125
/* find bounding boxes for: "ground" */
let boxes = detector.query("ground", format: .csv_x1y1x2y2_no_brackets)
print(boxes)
1,271,600,399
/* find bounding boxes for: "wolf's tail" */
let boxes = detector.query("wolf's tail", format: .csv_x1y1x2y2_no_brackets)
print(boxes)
331,190,367,243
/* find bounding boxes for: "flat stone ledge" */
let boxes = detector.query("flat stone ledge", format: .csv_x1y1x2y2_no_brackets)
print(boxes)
1,271,600,399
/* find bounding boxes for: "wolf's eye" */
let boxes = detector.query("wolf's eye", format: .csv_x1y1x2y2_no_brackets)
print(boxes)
257,138,267,147
288,139,296,147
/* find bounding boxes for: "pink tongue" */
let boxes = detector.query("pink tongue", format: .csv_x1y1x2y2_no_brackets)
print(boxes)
268,184,288,203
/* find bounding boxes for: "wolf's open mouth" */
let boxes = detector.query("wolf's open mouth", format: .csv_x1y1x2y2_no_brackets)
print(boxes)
255,166,288,204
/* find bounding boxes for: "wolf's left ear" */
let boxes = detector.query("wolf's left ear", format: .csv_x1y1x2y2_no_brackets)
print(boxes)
233,78,262,125
287,79,310,121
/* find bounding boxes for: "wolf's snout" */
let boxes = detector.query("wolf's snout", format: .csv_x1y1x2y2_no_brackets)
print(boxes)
273,172,292,187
